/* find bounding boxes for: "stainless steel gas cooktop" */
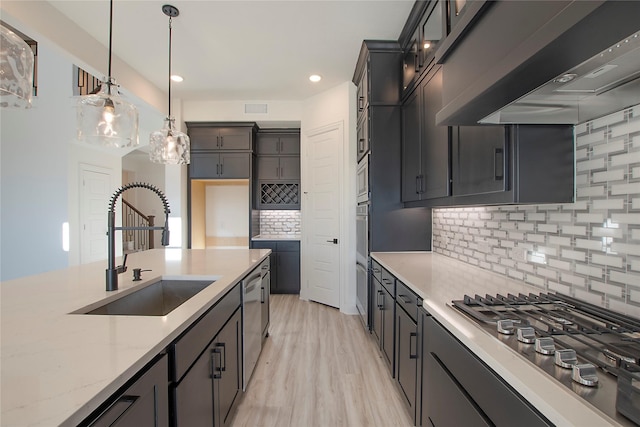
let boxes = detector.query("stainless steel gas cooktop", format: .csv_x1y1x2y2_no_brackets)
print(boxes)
452,292,640,426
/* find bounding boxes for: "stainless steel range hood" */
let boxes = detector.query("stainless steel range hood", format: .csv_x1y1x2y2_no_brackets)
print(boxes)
480,30,640,124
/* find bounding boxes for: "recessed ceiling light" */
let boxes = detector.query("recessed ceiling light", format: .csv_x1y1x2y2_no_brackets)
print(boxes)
171,75,184,82
309,74,322,83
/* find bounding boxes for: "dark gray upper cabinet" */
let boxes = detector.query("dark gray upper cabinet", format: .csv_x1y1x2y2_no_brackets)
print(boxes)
189,152,251,179
353,40,432,253
452,125,507,196
256,132,300,155
257,156,300,180
450,124,575,205
400,0,447,97
187,123,256,151
353,40,403,108
402,66,450,203
434,1,640,125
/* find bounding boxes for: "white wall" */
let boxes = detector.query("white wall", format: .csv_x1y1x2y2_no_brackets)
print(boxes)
205,183,249,239
0,7,167,280
183,99,303,127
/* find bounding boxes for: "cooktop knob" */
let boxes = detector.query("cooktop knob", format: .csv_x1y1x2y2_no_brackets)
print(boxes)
516,326,536,344
571,363,599,387
497,319,515,335
555,349,577,368
535,337,556,355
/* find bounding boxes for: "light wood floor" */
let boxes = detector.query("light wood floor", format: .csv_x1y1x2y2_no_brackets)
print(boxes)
232,295,413,427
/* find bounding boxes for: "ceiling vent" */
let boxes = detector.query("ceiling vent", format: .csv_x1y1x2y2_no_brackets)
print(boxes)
245,103,268,114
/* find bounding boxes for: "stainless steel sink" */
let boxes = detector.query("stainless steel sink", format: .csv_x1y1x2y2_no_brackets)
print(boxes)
76,278,216,316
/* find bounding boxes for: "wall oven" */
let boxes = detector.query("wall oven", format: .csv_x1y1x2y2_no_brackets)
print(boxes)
356,203,369,329
356,155,369,204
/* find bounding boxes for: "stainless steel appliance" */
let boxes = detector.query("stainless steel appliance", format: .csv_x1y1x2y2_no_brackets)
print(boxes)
242,259,268,390
452,292,640,426
356,155,369,204
356,203,369,329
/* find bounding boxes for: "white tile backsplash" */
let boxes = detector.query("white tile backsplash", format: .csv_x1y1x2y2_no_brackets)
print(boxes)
433,104,640,316
258,210,301,236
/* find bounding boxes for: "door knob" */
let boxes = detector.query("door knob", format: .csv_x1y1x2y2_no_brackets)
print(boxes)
326,238,338,244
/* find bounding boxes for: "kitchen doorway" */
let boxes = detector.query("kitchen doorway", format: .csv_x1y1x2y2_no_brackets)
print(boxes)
303,122,343,308
79,164,113,264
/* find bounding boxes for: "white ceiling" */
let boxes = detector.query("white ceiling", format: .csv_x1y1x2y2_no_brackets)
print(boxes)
47,0,414,102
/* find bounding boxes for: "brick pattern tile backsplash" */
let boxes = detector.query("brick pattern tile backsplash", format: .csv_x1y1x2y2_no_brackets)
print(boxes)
259,210,301,235
433,104,640,318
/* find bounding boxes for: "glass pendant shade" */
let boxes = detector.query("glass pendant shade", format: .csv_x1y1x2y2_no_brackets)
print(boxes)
0,24,34,109
77,78,139,148
149,117,190,164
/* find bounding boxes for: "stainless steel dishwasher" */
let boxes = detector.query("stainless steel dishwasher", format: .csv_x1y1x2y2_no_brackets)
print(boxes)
242,258,268,390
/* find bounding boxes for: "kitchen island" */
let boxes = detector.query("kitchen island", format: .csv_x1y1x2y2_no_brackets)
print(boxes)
0,248,270,427
372,251,631,427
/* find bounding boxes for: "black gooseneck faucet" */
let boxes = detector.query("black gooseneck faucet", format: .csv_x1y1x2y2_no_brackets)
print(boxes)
106,182,171,291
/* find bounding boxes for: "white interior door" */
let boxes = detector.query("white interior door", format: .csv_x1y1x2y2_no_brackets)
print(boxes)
80,165,112,264
304,123,342,308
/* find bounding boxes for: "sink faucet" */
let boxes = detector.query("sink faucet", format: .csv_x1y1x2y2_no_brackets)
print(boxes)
106,182,171,291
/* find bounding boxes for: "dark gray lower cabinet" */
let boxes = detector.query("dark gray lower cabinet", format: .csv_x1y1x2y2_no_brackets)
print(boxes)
173,308,241,427
251,241,300,294
371,273,395,375
261,270,270,339
170,283,243,427
81,354,169,427
396,289,419,425
421,314,552,427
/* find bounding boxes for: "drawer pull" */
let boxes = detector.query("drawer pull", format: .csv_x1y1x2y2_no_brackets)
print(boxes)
398,294,413,304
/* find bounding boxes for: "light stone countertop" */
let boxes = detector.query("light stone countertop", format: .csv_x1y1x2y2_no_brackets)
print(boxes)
371,251,626,427
0,248,270,427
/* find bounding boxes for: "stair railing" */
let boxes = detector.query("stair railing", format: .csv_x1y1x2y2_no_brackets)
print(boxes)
122,199,155,251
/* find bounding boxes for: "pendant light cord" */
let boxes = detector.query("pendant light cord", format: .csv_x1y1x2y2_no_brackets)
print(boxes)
107,0,113,95
168,15,172,118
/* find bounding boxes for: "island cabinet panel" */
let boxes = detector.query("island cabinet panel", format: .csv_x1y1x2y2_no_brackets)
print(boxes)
80,354,169,427
421,315,552,427
169,283,243,427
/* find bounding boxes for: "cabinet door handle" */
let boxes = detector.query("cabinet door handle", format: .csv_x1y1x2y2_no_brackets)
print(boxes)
410,332,418,359
220,136,224,148
216,164,220,175
358,96,364,112
220,163,224,176
377,290,383,309
211,348,222,379
261,286,265,304
494,148,504,181
216,342,226,372
416,176,421,194
280,140,284,153
358,138,365,152
216,135,220,148
398,294,412,304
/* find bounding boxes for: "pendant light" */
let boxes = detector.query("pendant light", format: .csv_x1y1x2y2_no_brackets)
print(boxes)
149,4,190,164
76,0,139,148
0,23,34,109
